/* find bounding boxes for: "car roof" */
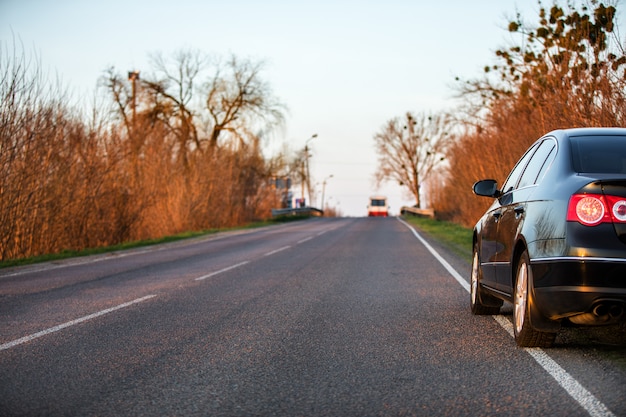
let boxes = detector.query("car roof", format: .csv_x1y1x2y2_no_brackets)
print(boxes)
547,127,626,139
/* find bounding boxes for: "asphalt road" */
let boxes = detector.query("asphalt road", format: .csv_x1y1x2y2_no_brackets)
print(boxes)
1,217,625,416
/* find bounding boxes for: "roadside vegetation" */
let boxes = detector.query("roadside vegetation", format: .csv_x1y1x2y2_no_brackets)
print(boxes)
0,46,304,262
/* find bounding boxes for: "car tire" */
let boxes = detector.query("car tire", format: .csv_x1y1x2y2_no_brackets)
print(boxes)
470,245,502,315
513,250,557,348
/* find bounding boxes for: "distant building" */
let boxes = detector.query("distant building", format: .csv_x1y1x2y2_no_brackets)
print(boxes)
271,177,293,208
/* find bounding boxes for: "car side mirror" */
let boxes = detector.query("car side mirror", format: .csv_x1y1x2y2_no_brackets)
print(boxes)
473,179,501,198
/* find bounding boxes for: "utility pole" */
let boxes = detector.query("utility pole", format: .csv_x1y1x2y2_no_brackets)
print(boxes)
128,71,140,126
127,71,141,181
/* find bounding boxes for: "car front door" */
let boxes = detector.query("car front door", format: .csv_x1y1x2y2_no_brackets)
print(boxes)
478,199,501,289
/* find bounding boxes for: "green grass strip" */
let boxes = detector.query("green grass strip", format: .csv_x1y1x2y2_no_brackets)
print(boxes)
402,215,473,263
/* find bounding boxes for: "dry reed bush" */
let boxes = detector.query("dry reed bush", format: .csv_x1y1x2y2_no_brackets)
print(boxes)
0,45,288,261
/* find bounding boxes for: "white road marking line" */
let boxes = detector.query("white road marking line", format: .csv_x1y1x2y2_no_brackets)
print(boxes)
398,218,470,292
493,316,616,417
195,261,250,281
0,294,157,351
397,217,616,417
0,225,329,350
263,246,291,256
197,233,318,280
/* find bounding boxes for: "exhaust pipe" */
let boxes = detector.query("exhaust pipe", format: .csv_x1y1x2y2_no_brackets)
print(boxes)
569,301,625,325
609,304,623,319
592,302,624,319
593,303,609,317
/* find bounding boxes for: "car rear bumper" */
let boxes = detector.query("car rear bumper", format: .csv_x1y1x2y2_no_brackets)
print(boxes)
530,257,626,320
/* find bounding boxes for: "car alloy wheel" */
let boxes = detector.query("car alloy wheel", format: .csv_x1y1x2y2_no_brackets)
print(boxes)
470,246,501,315
513,250,556,348
471,251,480,305
514,260,529,336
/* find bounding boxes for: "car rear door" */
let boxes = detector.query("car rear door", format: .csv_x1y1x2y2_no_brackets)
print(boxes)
495,139,557,293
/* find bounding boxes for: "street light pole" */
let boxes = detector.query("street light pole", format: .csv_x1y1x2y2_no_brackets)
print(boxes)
320,174,333,210
301,134,317,206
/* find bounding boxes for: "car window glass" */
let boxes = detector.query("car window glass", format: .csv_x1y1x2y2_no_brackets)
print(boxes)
501,144,538,194
571,135,626,173
534,142,556,184
518,140,556,188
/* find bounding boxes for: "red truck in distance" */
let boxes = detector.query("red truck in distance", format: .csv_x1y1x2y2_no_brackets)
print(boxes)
368,196,388,217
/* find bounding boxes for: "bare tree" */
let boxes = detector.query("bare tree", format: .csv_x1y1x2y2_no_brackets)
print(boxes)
142,50,204,169
205,55,286,149
374,112,454,208
456,1,625,128
131,51,286,163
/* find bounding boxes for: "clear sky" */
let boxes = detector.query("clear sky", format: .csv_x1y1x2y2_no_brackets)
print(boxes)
2,0,571,216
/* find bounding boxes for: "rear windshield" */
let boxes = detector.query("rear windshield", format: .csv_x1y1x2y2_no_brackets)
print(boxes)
370,199,386,207
570,135,626,174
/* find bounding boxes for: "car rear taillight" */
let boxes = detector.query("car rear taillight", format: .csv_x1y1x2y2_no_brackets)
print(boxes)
607,196,626,221
567,194,626,225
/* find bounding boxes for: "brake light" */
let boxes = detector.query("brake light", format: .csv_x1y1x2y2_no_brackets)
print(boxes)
567,193,626,225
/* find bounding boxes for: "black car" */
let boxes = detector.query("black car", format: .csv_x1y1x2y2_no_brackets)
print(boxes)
471,128,626,347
